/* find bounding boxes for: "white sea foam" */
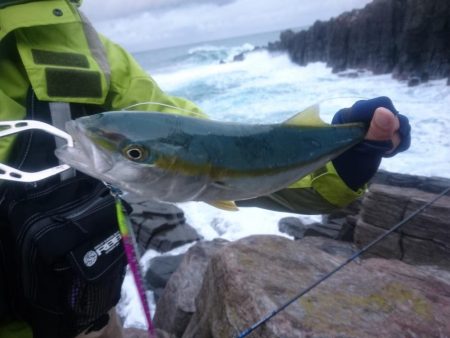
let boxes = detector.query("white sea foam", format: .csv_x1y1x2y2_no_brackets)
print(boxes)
120,36,450,329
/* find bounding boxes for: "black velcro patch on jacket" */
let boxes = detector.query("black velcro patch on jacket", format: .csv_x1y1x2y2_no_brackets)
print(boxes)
46,68,102,98
32,49,89,68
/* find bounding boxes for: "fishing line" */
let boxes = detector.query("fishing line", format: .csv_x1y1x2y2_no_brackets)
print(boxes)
236,185,450,338
122,101,200,115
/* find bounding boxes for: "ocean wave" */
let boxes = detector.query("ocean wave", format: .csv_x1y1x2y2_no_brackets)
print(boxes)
177,42,256,65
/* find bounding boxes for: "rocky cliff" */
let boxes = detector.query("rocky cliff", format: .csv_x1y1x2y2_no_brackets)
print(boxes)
270,0,450,81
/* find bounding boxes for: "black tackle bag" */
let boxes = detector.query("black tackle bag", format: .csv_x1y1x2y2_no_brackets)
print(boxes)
3,175,127,338
0,89,127,337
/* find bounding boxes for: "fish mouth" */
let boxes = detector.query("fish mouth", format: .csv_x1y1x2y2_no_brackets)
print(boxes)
55,120,115,177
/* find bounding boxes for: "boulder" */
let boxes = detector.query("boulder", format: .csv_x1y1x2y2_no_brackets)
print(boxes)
153,239,229,337
145,254,184,302
182,235,450,338
130,201,201,253
146,224,202,253
277,216,310,239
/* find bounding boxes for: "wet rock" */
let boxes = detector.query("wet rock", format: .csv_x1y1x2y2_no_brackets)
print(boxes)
145,254,184,302
407,76,421,87
233,52,245,62
278,217,310,239
147,224,202,253
183,235,450,338
130,201,201,253
153,239,229,337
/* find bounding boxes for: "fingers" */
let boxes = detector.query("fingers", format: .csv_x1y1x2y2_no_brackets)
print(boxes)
365,107,401,152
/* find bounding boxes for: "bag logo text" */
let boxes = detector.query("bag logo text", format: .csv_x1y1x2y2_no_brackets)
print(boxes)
83,231,121,267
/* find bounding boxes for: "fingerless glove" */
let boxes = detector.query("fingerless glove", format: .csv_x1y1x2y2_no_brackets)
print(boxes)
332,96,411,190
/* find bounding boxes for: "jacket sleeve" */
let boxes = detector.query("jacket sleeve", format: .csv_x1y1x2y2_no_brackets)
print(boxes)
239,163,366,214
99,35,364,214
99,35,207,119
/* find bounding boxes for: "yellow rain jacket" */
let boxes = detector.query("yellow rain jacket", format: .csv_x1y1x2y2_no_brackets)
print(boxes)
0,0,364,336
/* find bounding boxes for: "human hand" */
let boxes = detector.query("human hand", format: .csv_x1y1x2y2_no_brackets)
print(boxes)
331,97,411,190
332,96,410,156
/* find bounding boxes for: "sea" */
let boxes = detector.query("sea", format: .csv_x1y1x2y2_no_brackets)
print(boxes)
118,30,450,328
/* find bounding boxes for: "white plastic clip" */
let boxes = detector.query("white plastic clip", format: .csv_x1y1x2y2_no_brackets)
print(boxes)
0,120,73,182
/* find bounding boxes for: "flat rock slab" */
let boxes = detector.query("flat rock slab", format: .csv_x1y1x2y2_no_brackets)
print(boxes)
356,184,450,269
183,235,450,338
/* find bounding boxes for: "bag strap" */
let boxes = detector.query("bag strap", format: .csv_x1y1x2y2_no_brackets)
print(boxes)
48,101,76,180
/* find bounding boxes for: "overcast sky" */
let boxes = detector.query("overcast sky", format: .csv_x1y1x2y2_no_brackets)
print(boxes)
82,0,372,52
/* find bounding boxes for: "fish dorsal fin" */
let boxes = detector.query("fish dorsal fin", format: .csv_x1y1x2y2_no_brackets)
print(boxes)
283,104,327,127
206,200,239,211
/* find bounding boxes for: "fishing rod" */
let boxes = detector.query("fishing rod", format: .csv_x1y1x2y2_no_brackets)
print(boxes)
236,185,450,338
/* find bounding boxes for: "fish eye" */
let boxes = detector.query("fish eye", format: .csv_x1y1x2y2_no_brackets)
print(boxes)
123,145,148,162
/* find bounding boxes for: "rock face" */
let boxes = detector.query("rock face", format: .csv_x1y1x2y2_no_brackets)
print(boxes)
178,236,450,338
355,183,450,269
274,0,450,80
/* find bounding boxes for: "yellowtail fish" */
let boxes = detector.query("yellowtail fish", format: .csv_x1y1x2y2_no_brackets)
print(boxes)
55,106,365,209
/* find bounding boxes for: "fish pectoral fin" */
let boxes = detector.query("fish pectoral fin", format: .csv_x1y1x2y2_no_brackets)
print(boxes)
211,180,233,190
206,200,239,211
283,104,328,127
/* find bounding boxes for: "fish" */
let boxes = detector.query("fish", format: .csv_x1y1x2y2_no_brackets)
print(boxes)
55,105,365,209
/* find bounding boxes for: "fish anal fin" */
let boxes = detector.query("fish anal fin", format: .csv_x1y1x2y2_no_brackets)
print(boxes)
206,200,239,211
283,104,327,127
